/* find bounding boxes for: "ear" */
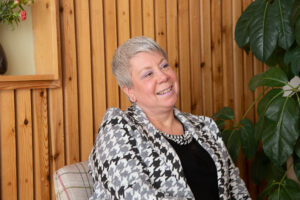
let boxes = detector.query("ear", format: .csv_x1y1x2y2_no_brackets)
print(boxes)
121,86,136,103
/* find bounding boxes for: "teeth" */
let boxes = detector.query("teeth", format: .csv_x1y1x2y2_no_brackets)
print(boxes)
157,87,172,95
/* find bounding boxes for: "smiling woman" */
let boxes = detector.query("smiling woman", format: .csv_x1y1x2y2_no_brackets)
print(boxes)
88,36,251,200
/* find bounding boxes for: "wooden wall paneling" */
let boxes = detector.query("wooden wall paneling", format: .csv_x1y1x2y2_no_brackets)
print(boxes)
0,90,17,200
189,0,202,115
104,0,119,108
242,0,255,120
143,0,155,38
130,0,143,37
232,1,244,120
155,0,167,50
178,0,191,113
200,0,213,116
74,0,94,161
16,89,34,200
211,0,224,113
166,0,180,109
117,0,131,110
48,88,65,200
32,89,50,200
90,0,108,138
222,0,234,109
59,0,80,164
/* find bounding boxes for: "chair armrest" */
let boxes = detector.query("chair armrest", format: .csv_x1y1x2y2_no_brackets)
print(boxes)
54,161,93,200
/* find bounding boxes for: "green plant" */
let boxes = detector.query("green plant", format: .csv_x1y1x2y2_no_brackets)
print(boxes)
0,0,34,28
213,0,300,199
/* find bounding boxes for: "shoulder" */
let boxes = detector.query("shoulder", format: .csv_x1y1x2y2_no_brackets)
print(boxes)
178,110,220,138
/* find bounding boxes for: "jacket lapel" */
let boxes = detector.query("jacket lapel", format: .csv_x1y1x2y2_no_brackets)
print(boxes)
126,104,189,185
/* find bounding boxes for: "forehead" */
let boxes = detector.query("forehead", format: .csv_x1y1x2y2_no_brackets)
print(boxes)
129,51,165,67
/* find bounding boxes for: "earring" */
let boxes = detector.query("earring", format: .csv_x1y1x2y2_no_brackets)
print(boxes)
129,95,136,103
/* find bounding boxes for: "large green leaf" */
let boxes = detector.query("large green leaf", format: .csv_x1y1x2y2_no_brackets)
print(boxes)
294,154,300,182
249,0,279,61
239,118,258,159
290,0,300,26
262,96,300,166
249,67,288,91
250,150,270,185
222,129,241,162
268,179,300,200
284,46,300,76
258,180,277,200
276,0,295,50
265,47,285,67
235,0,260,51
212,107,234,120
296,19,300,46
255,89,284,139
257,89,284,116
295,138,300,158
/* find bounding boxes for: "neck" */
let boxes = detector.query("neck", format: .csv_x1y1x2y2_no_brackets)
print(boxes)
143,108,183,135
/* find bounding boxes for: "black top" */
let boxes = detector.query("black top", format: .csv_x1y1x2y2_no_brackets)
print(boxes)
166,138,219,200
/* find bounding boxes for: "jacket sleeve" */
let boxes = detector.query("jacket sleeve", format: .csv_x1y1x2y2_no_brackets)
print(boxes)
209,118,251,200
88,112,191,200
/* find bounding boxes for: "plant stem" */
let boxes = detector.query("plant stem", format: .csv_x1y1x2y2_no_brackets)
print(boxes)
279,158,294,185
242,87,269,119
232,87,269,128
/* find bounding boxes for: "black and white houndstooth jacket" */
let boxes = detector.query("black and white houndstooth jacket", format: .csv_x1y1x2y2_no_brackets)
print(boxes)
88,104,251,200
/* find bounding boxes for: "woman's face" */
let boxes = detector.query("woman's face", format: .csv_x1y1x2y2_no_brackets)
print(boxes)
123,51,179,114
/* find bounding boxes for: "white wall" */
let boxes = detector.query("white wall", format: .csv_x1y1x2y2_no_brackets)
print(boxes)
0,6,35,75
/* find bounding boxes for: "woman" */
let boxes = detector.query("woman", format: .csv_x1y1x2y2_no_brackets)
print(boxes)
88,36,250,200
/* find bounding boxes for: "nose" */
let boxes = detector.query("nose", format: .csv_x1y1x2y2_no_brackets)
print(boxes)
157,70,168,83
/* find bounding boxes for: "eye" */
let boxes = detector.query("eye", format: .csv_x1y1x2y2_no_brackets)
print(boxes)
161,62,169,69
142,71,153,78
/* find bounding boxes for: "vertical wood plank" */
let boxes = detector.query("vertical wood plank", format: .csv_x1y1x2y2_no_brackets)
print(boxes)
117,0,131,110
155,0,167,50
222,0,234,109
189,0,202,115
143,0,155,38
232,0,244,121
104,0,119,108
48,88,65,200
90,0,108,137
16,89,34,200
166,0,180,109
211,0,223,113
200,0,213,116
130,0,143,37
0,90,17,200
242,0,254,120
32,89,50,200
60,0,80,164
75,0,94,161
178,0,191,113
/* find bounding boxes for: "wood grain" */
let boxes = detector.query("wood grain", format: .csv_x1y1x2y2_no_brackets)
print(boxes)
0,90,17,200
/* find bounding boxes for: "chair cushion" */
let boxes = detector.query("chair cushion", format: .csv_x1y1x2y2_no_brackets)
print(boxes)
54,161,93,200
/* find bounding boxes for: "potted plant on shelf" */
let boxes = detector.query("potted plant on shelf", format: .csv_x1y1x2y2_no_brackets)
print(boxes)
213,0,300,199
0,0,34,74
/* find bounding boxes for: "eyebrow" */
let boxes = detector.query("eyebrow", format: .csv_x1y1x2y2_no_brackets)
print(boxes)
137,57,166,73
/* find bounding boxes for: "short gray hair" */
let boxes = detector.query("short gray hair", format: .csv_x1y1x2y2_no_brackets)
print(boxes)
112,36,168,88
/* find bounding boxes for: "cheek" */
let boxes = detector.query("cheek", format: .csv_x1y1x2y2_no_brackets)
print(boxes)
170,70,178,83
135,80,156,96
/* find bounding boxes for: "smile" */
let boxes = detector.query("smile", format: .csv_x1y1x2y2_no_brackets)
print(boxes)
156,86,173,95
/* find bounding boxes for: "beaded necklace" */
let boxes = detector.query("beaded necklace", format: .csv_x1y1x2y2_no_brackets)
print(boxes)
161,132,193,145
